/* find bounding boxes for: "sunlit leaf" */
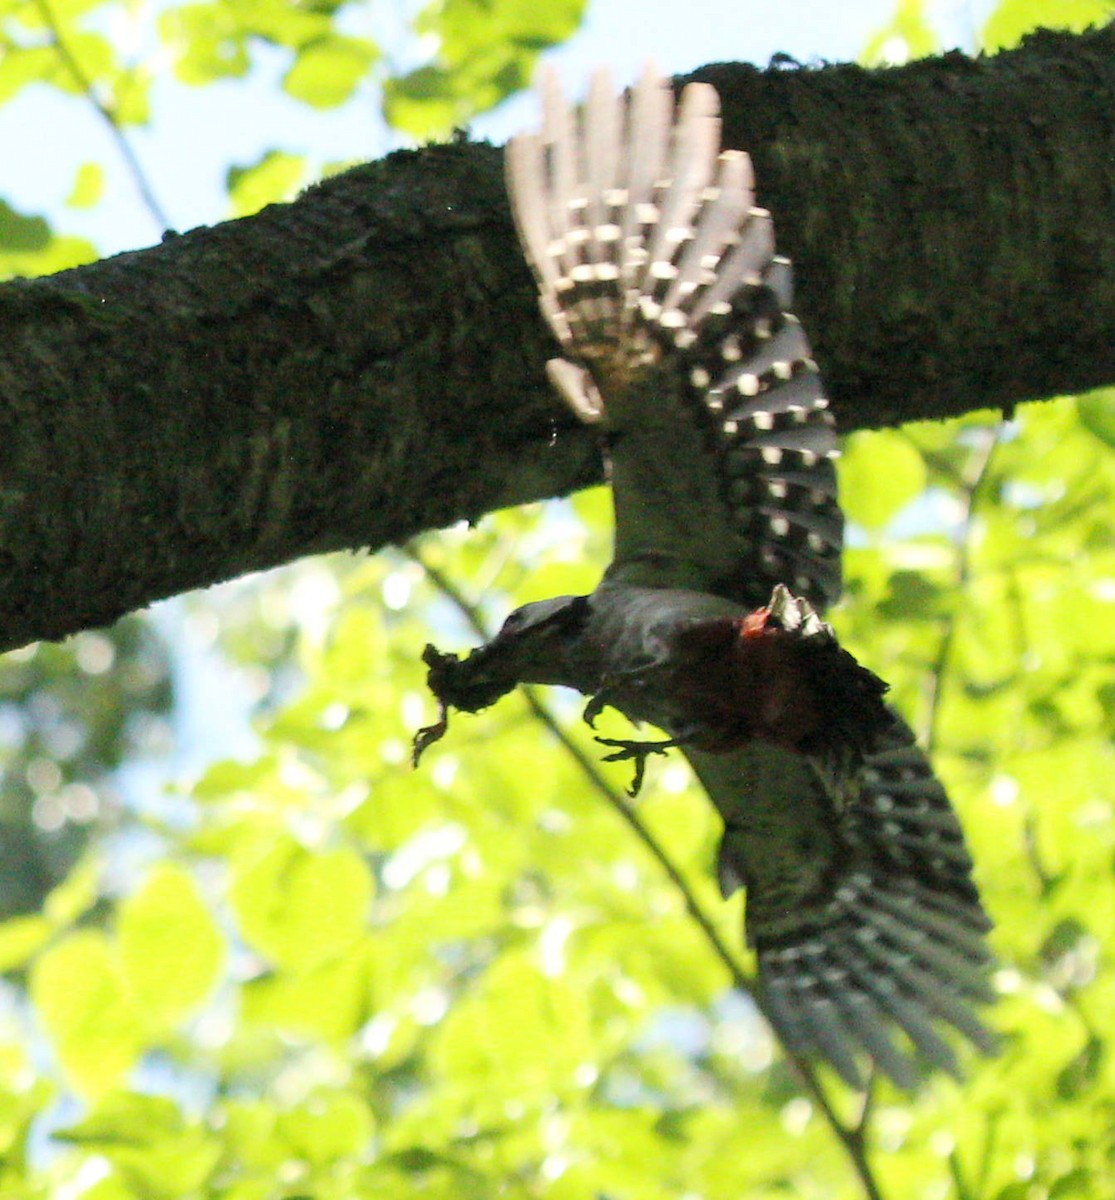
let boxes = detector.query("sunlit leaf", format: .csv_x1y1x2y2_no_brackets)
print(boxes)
59,1091,184,1144
66,162,104,209
838,428,928,531
982,0,1115,51
160,4,250,85
382,66,462,140
59,1092,220,1198
277,1090,375,1165
2,0,1113,1191
110,67,153,127
242,943,371,1042
1077,389,1115,450
0,914,52,971
283,35,376,109
117,865,224,1032
230,837,373,970
385,0,586,135
227,150,307,217
430,949,593,1104
0,200,97,278
434,0,586,63
0,45,56,104
862,0,939,65
29,931,143,1097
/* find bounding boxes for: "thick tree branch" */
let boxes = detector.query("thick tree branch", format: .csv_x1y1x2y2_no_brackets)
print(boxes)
1,24,1112,652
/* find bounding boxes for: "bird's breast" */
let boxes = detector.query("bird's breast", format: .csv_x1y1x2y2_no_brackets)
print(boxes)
600,609,824,754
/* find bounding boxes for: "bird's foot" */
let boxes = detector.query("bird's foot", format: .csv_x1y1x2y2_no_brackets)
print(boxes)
582,690,610,730
594,736,680,797
582,661,663,730
412,698,449,767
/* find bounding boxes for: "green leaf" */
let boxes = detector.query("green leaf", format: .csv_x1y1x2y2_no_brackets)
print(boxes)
430,950,592,1105
982,0,1115,50
278,1090,375,1165
66,1178,137,1200
230,837,373,970
227,151,307,217
838,428,928,531
117,865,224,1032
0,46,57,104
435,0,586,63
1077,389,1115,450
59,1092,220,1198
219,1099,286,1170
385,0,586,135
110,67,153,127
0,200,97,279
862,0,940,64
283,35,377,109
59,1091,184,1143
0,914,52,971
242,945,370,1042
0,1041,53,1162
50,32,116,97
159,4,250,85
382,66,462,140
0,201,52,253
43,856,100,926
29,930,143,1097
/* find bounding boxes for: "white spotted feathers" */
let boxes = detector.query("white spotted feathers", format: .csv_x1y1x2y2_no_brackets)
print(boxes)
505,66,842,612
735,716,996,1090
500,68,998,1090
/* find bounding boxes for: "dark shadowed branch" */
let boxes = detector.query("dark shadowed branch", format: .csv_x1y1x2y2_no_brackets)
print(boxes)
1,25,1112,653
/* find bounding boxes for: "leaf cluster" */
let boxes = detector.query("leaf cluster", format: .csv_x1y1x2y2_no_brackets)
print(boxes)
0,396,1108,1197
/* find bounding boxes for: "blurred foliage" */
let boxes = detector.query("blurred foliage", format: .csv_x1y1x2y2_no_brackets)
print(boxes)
0,394,1109,1198
861,0,938,65
0,197,95,276
982,0,1115,49
0,0,586,275
0,618,171,918
861,0,1115,62
226,149,309,217
382,0,586,137
0,0,1114,1197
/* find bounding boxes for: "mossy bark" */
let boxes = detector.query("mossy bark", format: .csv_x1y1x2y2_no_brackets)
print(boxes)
0,24,1112,652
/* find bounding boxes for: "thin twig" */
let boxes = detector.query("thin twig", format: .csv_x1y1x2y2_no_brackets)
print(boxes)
404,541,887,1200
919,427,1000,1200
851,1068,877,1143
32,0,172,233
925,424,1002,756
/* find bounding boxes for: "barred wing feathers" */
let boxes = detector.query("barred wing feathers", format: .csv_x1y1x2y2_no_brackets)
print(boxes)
506,67,843,614
686,719,996,1090
504,66,996,1090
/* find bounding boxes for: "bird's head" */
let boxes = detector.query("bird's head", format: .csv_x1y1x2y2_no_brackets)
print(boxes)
413,595,592,763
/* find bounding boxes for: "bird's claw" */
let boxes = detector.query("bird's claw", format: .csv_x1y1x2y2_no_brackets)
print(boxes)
583,692,607,730
594,736,679,796
412,699,449,766
582,661,662,731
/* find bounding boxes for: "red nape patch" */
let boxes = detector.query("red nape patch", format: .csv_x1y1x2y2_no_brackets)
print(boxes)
739,608,771,639
668,614,823,752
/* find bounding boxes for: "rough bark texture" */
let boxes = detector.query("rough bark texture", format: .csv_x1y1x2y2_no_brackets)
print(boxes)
0,24,1112,653
688,27,1115,428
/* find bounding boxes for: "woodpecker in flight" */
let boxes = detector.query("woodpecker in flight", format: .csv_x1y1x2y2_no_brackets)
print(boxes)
414,67,996,1090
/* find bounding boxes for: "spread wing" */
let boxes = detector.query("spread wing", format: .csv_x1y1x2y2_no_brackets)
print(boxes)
686,717,996,1090
505,67,996,1089
505,66,843,613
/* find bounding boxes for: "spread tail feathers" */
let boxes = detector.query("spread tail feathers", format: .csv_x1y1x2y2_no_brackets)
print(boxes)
706,722,996,1090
